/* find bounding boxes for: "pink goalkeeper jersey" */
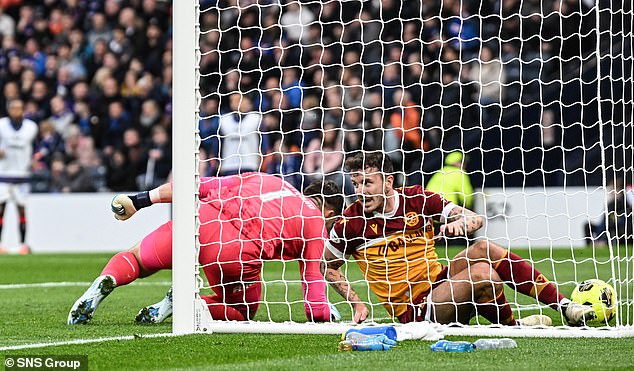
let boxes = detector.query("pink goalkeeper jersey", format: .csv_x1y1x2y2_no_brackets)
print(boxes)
198,172,330,321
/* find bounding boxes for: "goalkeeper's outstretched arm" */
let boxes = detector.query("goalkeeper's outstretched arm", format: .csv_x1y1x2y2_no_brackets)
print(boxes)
111,183,173,220
323,249,369,323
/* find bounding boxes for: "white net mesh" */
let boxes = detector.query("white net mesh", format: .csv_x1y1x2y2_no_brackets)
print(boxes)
187,0,634,334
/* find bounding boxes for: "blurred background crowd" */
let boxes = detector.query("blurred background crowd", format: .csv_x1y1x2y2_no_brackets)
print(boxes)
0,0,172,192
0,0,629,193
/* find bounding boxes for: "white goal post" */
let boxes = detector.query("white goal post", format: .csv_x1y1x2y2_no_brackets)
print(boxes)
172,0,198,335
172,0,634,337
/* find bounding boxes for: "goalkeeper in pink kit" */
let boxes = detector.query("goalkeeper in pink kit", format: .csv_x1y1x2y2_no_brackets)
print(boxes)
68,173,343,324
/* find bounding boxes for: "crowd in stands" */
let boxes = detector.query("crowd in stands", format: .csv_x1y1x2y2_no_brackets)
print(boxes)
0,0,608,193
199,0,599,190
0,0,172,192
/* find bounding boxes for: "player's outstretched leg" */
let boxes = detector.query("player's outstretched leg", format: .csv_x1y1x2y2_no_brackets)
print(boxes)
452,239,596,326
430,263,517,325
68,248,143,325
136,287,173,324
68,221,172,325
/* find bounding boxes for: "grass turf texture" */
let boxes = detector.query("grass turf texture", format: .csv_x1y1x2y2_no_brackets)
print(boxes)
1,248,633,370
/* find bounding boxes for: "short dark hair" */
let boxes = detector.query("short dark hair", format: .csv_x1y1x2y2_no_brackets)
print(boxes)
303,180,344,216
344,152,394,174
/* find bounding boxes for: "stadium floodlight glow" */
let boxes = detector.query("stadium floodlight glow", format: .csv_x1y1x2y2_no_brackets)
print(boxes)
172,0,634,337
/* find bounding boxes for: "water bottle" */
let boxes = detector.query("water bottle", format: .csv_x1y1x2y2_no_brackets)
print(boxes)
342,325,398,341
338,334,397,352
430,340,475,353
473,338,517,350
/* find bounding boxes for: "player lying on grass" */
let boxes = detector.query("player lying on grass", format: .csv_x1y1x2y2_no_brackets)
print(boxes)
324,152,596,326
68,172,344,324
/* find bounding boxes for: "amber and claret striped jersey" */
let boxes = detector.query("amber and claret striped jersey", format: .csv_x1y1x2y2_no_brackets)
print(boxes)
326,185,456,317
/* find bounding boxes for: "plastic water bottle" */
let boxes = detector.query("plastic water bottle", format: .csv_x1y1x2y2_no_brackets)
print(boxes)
338,333,397,352
342,325,398,341
473,338,517,350
430,340,475,353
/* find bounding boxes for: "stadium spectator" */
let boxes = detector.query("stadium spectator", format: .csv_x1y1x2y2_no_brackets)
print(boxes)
0,7,15,37
0,99,38,255
466,45,505,124
303,119,344,189
279,2,314,44
540,108,564,186
138,125,171,190
280,67,303,109
425,151,475,210
50,160,96,193
99,100,130,151
1,81,20,116
364,109,402,171
584,178,633,247
33,120,64,172
106,148,137,192
217,94,262,176
47,95,74,136
121,127,146,188
87,13,111,46
68,173,343,324
389,89,422,183
137,99,161,136
261,137,302,190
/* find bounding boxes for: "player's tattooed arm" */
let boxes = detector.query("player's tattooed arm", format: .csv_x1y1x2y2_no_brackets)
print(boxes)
322,250,369,323
435,206,484,238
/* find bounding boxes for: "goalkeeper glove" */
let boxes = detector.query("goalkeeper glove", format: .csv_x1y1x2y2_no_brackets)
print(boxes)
111,191,152,221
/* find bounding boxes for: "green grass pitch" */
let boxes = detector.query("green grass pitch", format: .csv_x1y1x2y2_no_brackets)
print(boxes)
1,247,634,370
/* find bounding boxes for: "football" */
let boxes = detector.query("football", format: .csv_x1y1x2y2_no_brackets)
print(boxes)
571,279,617,324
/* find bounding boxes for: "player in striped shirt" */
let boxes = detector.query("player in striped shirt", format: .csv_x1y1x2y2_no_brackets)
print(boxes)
68,173,343,324
324,152,595,326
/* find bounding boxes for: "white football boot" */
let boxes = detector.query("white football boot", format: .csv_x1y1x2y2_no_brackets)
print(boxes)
67,275,116,325
136,287,173,324
329,302,342,322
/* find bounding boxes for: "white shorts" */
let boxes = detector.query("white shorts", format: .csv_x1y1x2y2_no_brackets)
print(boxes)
0,183,30,206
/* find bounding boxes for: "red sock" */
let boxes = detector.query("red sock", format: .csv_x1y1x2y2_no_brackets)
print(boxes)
100,252,140,286
495,250,565,310
478,290,516,326
201,295,246,321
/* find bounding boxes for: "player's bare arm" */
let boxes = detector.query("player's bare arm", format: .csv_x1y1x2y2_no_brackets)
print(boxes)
323,249,369,323
434,205,484,239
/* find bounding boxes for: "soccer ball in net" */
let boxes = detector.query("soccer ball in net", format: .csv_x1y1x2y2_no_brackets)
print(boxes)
571,279,618,324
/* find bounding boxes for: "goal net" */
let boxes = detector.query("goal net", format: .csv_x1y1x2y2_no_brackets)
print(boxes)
172,0,634,337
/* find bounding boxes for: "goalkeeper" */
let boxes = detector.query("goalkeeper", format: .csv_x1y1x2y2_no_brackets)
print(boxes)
68,173,343,324
324,152,595,327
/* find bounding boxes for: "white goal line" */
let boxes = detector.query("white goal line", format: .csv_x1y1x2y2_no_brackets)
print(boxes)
0,281,173,290
0,333,181,352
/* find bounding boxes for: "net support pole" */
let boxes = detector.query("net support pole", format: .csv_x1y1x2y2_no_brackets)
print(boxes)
172,0,199,335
